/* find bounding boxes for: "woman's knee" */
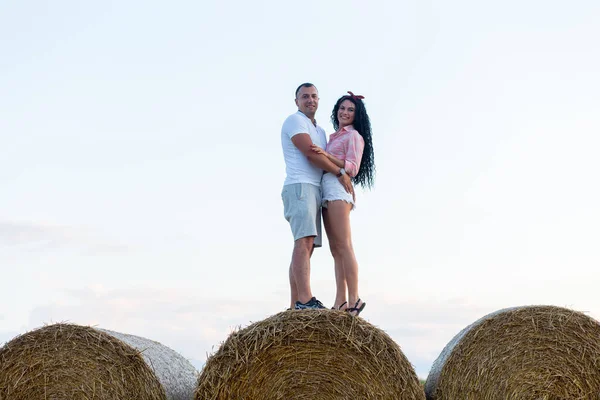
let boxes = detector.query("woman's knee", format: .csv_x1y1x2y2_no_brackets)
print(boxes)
330,240,353,257
329,243,342,259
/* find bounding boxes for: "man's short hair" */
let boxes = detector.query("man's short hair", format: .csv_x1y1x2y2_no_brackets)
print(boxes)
295,83,317,98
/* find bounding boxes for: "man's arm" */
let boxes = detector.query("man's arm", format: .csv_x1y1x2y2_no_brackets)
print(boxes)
310,144,345,168
291,133,353,194
291,134,339,174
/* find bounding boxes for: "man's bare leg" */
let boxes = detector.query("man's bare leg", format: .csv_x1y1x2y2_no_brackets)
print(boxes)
291,236,315,305
289,262,297,309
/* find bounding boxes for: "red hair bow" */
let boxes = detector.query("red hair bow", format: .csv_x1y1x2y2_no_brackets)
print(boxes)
347,91,365,100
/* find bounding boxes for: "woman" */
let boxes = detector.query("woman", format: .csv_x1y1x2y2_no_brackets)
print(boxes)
310,91,375,316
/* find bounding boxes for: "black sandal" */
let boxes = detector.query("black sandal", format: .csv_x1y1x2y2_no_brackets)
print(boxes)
346,299,366,316
331,301,347,310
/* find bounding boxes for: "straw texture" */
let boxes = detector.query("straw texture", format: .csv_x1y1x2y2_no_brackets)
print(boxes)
196,310,425,400
425,305,600,400
0,323,197,400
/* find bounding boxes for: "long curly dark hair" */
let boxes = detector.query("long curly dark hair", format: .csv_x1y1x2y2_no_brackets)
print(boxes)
331,94,375,189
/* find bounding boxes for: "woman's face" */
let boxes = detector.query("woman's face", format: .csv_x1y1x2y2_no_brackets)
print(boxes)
337,99,356,128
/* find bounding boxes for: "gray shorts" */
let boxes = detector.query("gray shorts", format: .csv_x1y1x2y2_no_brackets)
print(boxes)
281,183,322,247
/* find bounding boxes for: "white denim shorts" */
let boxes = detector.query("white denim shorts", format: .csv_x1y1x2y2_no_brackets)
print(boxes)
321,173,355,210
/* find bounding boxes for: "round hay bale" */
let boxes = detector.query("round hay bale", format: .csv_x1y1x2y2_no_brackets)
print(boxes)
425,305,600,400
196,310,425,400
0,323,197,400
100,329,197,399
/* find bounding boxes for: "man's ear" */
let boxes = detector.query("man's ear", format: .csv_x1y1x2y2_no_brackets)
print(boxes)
295,98,299,107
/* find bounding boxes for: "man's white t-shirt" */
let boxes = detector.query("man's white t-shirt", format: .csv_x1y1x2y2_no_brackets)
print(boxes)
281,111,327,187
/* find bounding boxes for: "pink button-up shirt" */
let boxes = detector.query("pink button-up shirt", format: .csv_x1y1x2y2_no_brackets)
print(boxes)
325,125,365,177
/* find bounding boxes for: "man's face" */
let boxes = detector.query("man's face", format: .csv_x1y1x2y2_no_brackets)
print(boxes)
295,86,319,118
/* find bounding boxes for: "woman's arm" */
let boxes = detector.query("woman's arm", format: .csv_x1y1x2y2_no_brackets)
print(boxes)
310,144,345,168
343,131,365,177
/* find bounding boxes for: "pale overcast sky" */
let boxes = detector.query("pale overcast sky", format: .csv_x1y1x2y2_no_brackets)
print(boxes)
1,0,599,377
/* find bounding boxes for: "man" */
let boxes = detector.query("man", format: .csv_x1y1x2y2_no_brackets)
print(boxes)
281,83,354,310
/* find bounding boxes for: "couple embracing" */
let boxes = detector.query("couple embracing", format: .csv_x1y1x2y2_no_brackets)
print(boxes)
281,83,375,316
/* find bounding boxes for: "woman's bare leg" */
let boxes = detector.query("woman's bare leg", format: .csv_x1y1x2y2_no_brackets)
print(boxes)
323,207,347,309
325,201,362,312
